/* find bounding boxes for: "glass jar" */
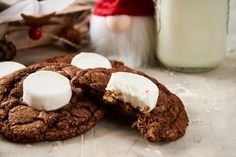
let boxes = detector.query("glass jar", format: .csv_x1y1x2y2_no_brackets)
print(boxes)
156,0,229,73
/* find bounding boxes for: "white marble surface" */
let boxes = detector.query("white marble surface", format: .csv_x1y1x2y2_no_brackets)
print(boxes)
0,45,235,157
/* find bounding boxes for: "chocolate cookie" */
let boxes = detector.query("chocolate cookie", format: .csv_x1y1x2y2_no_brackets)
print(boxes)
44,54,131,70
0,63,105,143
44,54,76,64
71,68,189,142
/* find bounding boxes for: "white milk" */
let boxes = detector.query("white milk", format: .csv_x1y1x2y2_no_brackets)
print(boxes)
156,0,228,72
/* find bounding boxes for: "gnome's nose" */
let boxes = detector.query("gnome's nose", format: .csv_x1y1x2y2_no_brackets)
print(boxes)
106,15,131,33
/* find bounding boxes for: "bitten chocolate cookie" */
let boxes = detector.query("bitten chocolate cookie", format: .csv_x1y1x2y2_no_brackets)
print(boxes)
0,63,105,143
44,53,131,70
71,68,189,142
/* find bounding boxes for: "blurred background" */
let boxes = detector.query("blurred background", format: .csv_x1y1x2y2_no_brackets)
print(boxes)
1,0,235,50
228,0,236,50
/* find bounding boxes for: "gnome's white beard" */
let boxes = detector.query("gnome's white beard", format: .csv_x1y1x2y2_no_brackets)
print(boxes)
90,15,156,68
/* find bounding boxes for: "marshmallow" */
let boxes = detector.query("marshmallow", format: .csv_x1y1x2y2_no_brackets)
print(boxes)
71,52,112,69
0,61,26,78
23,71,72,111
104,72,159,113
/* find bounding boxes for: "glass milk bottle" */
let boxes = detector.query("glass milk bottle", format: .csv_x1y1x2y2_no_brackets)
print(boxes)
156,0,229,73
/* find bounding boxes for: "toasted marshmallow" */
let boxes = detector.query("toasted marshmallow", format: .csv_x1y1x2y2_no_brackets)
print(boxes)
23,71,72,111
0,61,25,78
71,52,112,69
104,72,159,113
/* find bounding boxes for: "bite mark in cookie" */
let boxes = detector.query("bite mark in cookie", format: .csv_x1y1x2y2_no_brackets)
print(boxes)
104,72,159,113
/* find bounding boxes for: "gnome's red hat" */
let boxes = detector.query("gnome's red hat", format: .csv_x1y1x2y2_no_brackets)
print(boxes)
94,0,155,16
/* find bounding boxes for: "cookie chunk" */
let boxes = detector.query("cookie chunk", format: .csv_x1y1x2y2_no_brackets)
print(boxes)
71,68,189,142
0,63,105,143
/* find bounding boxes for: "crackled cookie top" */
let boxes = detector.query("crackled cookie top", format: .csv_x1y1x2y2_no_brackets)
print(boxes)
0,63,105,143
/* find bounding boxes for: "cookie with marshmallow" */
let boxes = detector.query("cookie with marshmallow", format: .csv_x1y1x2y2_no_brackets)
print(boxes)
44,52,131,70
0,63,105,143
72,68,189,142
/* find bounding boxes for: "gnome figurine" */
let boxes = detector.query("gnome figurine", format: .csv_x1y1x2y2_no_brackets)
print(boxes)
90,0,156,68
